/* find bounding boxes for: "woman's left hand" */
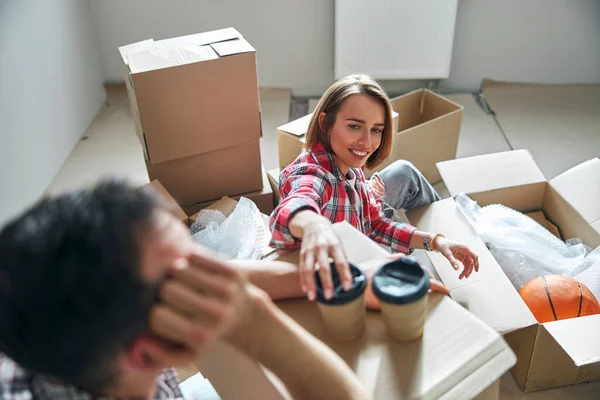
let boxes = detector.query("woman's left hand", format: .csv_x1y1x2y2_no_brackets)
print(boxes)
434,237,479,279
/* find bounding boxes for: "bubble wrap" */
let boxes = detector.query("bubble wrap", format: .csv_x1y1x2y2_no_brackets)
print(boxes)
190,198,268,260
455,193,592,290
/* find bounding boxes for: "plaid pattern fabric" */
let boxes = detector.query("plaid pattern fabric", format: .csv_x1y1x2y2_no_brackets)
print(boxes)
270,142,417,253
0,353,184,399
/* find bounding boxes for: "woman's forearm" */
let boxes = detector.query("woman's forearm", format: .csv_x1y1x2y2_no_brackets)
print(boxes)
228,293,370,400
288,209,330,239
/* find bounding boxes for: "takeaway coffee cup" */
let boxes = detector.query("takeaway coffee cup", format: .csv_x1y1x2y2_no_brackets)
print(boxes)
315,262,367,341
372,257,430,341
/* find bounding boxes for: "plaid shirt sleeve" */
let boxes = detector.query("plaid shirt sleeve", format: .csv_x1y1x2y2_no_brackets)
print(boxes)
364,179,417,254
269,164,333,249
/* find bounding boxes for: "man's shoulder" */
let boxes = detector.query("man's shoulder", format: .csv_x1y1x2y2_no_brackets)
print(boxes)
1,353,37,398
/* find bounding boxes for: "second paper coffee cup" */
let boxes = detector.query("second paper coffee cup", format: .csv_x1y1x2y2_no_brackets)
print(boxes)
315,262,367,341
372,257,430,341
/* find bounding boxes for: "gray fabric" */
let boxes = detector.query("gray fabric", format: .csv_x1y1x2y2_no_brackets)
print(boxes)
372,160,440,218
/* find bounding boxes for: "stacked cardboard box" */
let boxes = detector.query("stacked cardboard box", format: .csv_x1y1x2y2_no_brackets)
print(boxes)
276,89,462,184
119,28,273,215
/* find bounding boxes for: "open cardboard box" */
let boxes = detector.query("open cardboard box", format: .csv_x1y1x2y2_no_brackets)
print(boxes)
364,90,463,183
118,27,261,165
267,168,281,205
192,221,515,399
406,150,600,392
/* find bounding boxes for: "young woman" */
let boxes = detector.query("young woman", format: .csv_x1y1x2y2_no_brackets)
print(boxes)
270,75,479,304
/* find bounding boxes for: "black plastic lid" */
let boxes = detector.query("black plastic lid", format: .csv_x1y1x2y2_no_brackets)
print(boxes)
315,262,367,305
372,257,430,305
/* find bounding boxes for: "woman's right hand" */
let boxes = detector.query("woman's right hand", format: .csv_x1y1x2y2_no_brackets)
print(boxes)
299,218,353,301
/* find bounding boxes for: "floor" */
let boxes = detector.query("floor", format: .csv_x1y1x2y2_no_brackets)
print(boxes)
46,83,600,399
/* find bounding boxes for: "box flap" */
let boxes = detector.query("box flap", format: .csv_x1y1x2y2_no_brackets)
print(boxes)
211,38,255,57
156,27,241,48
127,45,219,73
407,199,536,333
437,150,546,197
543,314,600,367
118,39,156,65
549,158,600,229
278,113,313,137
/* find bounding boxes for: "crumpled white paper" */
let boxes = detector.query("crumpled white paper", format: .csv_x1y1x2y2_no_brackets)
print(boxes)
190,197,268,260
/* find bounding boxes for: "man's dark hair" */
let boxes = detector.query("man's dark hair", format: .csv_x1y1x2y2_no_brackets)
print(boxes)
0,179,166,393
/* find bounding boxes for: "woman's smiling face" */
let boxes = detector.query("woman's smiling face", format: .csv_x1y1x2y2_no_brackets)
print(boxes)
320,94,385,175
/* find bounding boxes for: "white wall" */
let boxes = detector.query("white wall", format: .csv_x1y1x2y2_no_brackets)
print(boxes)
91,0,334,97
442,0,600,92
0,0,106,225
91,0,600,97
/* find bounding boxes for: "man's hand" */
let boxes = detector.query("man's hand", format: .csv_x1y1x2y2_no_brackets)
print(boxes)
147,247,249,367
361,253,449,311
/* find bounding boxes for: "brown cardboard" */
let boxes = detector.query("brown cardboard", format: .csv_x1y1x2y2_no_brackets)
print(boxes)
276,112,398,169
267,168,281,205
145,180,189,226
118,28,261,164
526,211,562,239
197,221,515,399
183,168,274,216
409,151,600,392
146,140,262,206
364,89,463,184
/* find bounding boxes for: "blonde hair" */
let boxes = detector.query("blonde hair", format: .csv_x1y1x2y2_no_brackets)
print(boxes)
305,74,394,170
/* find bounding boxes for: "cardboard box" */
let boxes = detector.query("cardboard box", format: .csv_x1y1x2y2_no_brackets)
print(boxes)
277,111,399,170
118,28,261,164
182,167,274,216
146,140,262,206
365,89,463,183
406,150,600,392
526,211,562,239
267,168,281,205
145,180,190,226
195,221,515,399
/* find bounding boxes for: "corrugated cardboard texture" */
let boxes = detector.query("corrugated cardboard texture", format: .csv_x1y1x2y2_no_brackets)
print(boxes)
146,180,189,226
406,199,536,333
146,140,262,206
133,52,260,163
183,168,273,216
366,89,462,183
481,80,600,180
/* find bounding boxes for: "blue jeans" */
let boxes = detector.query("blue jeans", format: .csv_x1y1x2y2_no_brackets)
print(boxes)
371,160,441,218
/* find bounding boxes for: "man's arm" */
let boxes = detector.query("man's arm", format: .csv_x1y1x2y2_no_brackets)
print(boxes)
229,259,304,300
226,285,370,400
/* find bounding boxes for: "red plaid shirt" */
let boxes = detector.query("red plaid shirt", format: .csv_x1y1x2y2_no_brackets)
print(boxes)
270,143,417,253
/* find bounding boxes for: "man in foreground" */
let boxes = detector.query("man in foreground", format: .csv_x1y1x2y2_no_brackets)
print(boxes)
0,179,368,399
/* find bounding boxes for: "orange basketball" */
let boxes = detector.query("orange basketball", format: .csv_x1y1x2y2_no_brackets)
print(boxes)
519,275,600,323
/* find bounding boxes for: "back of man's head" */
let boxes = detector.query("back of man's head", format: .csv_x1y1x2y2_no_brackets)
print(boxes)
0,179,164,392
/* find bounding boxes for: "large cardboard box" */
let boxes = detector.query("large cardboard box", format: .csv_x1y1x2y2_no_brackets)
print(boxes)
195,221,516,399
144,180,190,226
146,140,262,206
365,89,463,183
406,150,600,392
182,167,274,216
118,28,261,164
277,111,399,170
